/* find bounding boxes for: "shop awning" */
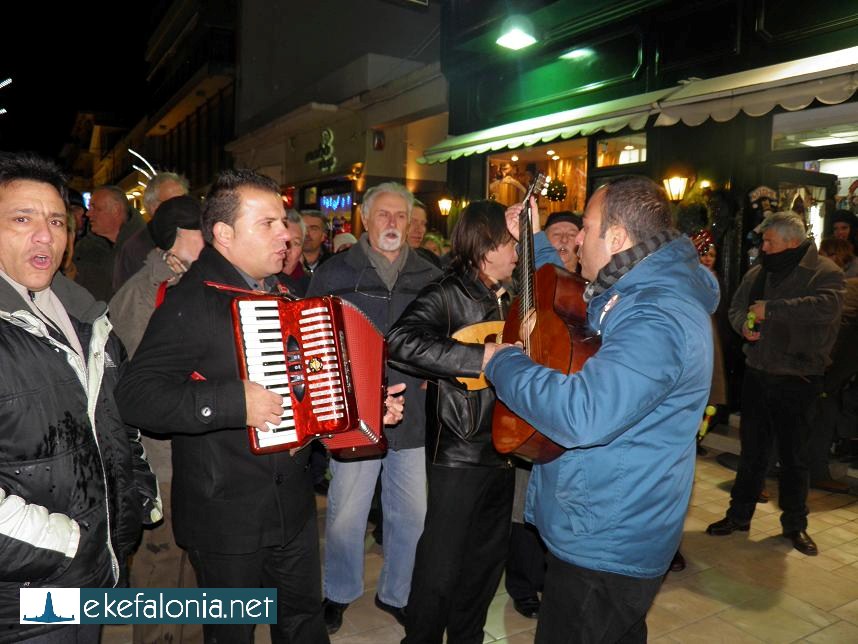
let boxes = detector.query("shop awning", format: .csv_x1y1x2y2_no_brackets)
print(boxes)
417,88,676,164
655,45,858,127
419,45,858,164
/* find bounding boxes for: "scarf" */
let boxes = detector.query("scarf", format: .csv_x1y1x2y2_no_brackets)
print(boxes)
359,233,409,291
748,240,809,303
583,229,681,302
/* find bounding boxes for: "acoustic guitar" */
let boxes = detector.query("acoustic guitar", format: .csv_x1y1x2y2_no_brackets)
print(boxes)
491,174,601,463
452,320,505,390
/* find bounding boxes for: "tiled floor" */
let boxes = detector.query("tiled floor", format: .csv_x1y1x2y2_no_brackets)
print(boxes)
104,448,858,643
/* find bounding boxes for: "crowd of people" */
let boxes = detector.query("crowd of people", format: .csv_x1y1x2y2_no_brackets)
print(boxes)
0,149,854,644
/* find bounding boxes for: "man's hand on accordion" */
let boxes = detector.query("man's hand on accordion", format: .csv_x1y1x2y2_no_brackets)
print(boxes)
383,382,406,426
244,380,285,431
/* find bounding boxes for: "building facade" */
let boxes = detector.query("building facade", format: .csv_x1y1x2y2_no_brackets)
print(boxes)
227,0,449,235
425,0,858,293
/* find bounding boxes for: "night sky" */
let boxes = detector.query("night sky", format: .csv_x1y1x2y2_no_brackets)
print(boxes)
0,3,168,157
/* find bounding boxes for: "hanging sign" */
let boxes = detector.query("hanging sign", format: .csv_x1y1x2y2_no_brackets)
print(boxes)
305,128,337,173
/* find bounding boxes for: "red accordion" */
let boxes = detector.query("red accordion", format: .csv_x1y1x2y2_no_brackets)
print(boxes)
231,293,387,458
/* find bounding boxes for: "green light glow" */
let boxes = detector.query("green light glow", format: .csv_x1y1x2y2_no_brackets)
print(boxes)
559,48,595,61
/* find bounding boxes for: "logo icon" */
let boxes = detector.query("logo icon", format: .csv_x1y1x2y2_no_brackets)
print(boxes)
20,588,80,624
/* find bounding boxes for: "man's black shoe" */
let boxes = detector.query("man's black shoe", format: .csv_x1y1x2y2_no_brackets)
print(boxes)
512,596,540,619
669,550,686,572
784,531,818,556
706,516,750,536
323,598,348,634
374,594,406,626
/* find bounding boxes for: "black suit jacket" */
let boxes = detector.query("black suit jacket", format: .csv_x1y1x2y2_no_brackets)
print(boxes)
115,246,315,553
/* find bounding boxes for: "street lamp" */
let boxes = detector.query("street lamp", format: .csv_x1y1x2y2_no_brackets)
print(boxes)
437,197,453,216
663,176,690,202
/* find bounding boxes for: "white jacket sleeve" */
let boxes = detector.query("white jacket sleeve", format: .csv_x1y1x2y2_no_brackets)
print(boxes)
0,488,80,581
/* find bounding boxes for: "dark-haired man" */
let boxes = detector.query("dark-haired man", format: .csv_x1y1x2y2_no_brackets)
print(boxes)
0,152,159,644
301,210,331,274
115,169,327,644
387,198,553,643
484,176,719,643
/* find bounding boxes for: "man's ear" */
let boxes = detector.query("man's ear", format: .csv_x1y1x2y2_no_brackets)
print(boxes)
608,224,630,253
212,221,233,247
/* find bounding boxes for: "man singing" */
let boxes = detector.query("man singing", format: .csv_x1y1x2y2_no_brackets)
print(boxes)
115,169,328,644
484,176,718,642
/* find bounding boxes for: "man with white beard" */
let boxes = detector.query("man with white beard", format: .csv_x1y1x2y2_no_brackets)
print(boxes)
306,182,442,633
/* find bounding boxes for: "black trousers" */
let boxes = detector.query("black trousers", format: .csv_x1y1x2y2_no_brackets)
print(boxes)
535,554,662,644
727,368,822,533
188,513,328,644
403,463,514,644
505,521,547,600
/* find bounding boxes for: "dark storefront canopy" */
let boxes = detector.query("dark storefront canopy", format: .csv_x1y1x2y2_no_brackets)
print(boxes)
419,45,858,165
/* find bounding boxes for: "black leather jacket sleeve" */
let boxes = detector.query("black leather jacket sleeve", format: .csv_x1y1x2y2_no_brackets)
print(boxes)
387,282,485,380
387,273,511,467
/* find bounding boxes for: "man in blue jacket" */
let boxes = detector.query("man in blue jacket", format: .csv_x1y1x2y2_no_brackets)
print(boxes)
483,176,719,643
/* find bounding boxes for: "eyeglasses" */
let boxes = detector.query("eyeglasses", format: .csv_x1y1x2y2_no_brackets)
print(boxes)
352,266,394,302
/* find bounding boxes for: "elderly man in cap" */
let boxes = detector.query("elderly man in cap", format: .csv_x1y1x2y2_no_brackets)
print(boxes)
115,173,190,290
110,195,204,356
544,211,583,274
109,194,204,644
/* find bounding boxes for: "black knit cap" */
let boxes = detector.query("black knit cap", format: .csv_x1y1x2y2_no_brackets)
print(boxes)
544,210,583,230
831,209,858,229
148,195,201,250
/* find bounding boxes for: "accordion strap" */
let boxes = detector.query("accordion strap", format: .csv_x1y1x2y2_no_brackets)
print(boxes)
203,280,297,299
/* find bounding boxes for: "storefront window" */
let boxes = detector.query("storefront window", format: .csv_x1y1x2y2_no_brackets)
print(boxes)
487,138,588,213
772,103,858,150
596,133,647,168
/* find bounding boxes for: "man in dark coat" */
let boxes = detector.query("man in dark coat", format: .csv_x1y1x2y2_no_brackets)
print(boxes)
707,212,845,556
73,185,145,301
115,169,328,644
308,183,441,634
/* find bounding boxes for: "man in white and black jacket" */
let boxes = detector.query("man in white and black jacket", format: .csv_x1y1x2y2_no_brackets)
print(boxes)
0,152,160,644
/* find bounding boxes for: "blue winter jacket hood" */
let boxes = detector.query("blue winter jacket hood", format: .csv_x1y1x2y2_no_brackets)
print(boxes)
486,234,719,578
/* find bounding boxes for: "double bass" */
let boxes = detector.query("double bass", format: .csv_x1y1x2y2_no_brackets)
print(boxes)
491,174,601,463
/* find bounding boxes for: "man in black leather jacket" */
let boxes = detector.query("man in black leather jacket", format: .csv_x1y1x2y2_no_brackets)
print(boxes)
387,199,538,644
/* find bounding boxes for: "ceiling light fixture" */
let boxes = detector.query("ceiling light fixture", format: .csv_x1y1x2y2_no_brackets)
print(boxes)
496,16,538,50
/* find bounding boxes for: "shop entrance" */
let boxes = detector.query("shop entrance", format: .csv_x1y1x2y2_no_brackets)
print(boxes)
764,165,837,244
